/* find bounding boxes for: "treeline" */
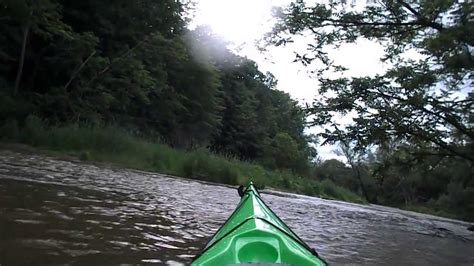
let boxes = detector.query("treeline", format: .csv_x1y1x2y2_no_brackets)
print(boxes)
313,145,473,221
0,0,313,175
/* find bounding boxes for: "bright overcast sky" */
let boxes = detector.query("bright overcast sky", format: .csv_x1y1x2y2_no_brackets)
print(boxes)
191,0,387,161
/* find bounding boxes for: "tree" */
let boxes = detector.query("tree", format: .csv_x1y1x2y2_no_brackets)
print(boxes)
1,0,87,95
262,132,310,175
314,159,358,190
336,141,374,201
268,0,474,162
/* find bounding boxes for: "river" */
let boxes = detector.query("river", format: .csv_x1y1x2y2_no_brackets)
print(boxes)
0,150,473,265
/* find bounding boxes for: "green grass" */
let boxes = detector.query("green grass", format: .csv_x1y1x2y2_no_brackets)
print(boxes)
0,115,365,203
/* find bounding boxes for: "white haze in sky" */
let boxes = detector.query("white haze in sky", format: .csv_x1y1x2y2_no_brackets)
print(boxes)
192,0,387,161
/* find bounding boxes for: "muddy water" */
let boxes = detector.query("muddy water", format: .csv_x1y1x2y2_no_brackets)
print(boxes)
0,150,473,265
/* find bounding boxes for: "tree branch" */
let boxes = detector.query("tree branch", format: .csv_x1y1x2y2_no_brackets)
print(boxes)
313,17,423,28
84,35,150,86
407,127,474,162
63,50,96,92
372,88,473,141
398,0,444,31
398,0,421,18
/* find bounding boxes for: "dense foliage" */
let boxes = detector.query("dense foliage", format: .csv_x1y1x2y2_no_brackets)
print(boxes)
269,0,473,220
0,0,314,174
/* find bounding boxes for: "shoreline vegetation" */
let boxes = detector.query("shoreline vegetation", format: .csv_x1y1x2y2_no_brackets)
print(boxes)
0,117,365,204
0,116,466,222
0,116,470,223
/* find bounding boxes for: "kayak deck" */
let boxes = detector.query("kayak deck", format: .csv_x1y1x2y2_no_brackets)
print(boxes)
191,183,327,265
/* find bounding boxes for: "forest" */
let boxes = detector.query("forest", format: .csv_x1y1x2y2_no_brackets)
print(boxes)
0,0,472,221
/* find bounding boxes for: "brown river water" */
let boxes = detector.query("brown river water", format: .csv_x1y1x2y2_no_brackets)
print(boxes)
0,150,473,265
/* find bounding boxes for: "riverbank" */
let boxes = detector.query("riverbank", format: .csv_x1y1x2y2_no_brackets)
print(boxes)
0,117,364,204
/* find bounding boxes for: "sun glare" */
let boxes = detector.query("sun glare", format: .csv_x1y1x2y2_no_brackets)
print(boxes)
194,0,277,44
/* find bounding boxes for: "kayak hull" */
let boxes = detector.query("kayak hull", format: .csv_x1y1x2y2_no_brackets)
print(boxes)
191,183,326,265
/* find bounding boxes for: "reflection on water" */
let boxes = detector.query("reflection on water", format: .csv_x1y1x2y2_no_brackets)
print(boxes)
0,151,473,265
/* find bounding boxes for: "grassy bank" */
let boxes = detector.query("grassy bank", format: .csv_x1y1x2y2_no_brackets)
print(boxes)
0,116,365,203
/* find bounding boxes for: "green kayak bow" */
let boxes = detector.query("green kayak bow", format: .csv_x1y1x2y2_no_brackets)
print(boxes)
191,182,327,265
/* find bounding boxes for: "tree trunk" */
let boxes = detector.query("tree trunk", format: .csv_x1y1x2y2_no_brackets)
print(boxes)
14,25,30,95
63,50,96,92
354,164,371,202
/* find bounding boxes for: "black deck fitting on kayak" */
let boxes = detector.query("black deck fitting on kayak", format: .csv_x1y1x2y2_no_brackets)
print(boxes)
311,248,319,256
237,185,245,197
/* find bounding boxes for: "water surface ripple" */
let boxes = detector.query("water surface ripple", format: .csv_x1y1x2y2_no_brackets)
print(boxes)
0,151,473,265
